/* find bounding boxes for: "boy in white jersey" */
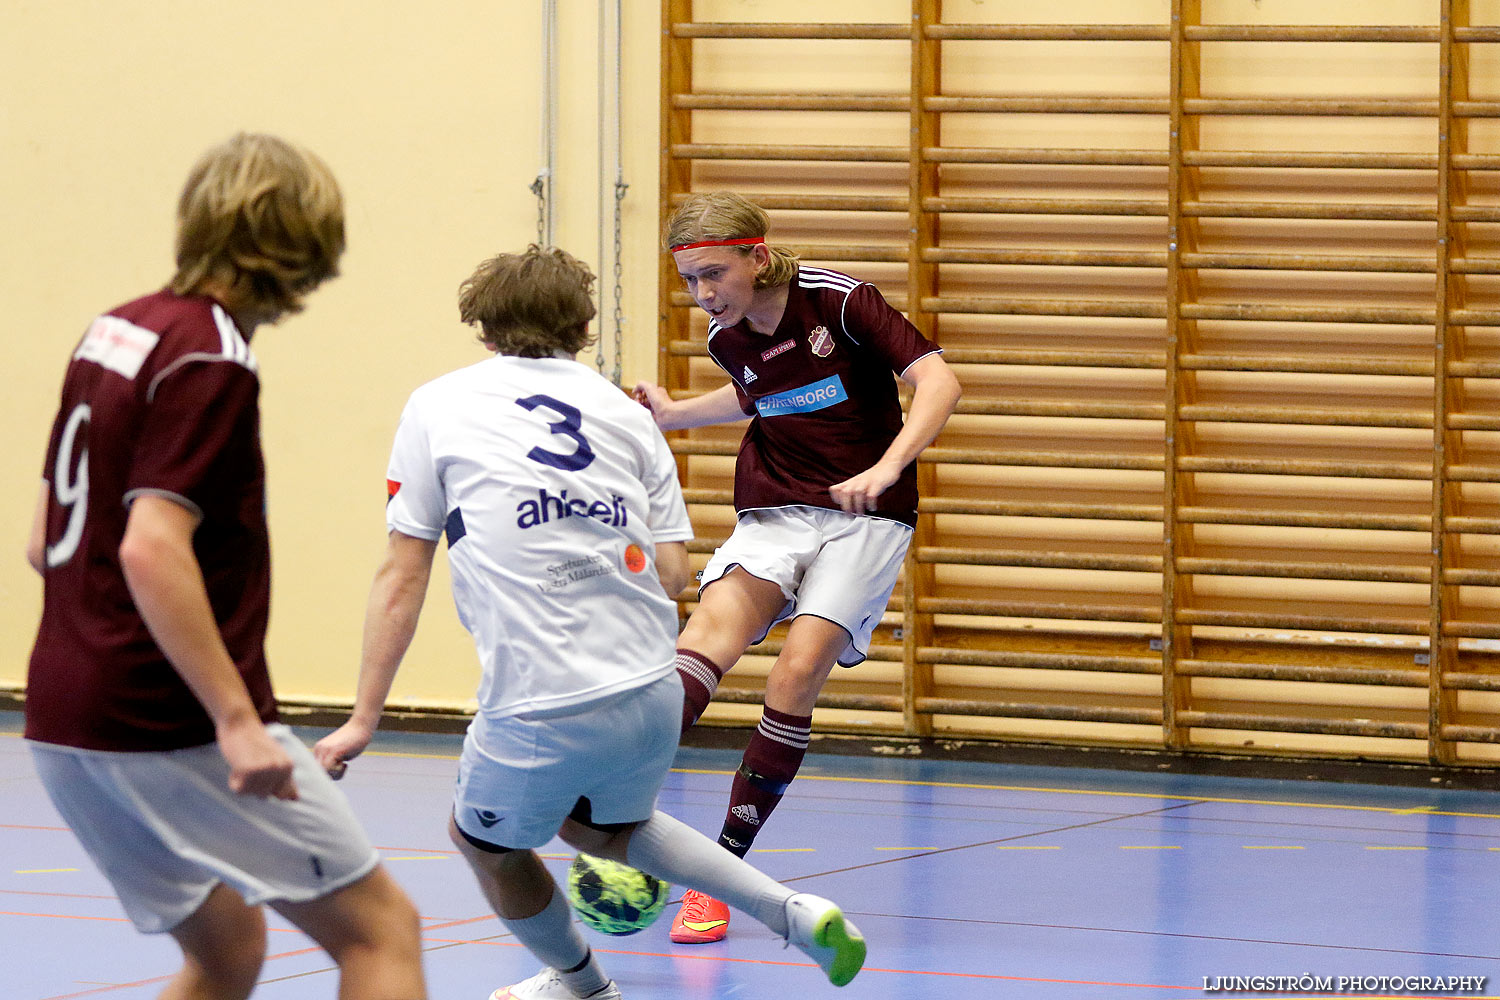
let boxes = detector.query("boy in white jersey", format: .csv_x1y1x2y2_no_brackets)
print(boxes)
314,245,865,1000
634,192,961,943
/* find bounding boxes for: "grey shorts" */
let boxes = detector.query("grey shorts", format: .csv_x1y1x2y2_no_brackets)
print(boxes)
452,672,683,850
28,724,379,933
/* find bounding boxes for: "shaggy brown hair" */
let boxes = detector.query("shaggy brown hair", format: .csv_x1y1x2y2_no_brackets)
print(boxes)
458,245,597,357
170,133,344,319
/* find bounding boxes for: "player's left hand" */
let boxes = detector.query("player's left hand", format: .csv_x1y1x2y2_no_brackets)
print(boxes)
829,463,900,516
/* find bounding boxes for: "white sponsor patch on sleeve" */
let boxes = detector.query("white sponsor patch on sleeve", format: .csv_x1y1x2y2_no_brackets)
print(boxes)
73,316,160,381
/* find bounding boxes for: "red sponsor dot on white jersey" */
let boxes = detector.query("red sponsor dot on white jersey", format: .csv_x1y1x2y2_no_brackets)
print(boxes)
624,544,647,573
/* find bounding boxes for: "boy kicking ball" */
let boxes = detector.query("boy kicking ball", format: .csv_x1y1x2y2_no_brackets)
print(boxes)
315,245,865,998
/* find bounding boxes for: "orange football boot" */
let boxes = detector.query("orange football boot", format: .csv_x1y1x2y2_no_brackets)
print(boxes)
669,889,730,943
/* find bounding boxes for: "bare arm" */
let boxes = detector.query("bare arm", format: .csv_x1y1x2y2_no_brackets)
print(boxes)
631,381,748,431
655,540,690,599
828,352,962,515
26,481,47,574
119,495,297,799
313,530,438,775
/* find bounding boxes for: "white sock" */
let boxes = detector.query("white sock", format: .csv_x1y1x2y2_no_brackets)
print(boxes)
500,886,610,996
626,809,793,936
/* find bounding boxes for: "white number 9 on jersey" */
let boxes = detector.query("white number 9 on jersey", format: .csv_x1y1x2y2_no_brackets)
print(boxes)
47,403,91,568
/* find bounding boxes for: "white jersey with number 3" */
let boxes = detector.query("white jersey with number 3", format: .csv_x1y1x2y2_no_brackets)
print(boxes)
384,356,692,719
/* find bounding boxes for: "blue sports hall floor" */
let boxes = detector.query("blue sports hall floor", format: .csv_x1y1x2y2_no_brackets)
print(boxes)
7,710,1500,1000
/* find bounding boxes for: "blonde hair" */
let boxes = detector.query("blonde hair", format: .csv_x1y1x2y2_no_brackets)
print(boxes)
665,191,799,288
170,133,344,318
459,245,597,358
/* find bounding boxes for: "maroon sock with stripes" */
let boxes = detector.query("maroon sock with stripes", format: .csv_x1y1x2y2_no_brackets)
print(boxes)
676,648,726,734
717,706,813,857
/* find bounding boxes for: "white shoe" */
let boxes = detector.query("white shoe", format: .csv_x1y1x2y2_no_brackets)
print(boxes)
784,893,866,987
488,967,622,1000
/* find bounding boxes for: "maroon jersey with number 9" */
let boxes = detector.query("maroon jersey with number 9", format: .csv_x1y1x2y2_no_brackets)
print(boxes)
25,289,278,752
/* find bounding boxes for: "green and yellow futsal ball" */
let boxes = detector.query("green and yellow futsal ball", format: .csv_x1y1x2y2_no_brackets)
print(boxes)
566,852,670,935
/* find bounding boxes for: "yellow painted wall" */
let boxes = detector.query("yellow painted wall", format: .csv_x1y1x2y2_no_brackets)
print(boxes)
0,1,665,709
9,0,1481,723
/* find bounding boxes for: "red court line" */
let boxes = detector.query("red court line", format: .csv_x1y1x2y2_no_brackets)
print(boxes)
6,900,489,933
5,909,310,935
2,910,130,924
1,823,70,832
421,936,1199,991
41,973,174,1000
39,946,323,1000
418,913,498,932
25,909,1469,998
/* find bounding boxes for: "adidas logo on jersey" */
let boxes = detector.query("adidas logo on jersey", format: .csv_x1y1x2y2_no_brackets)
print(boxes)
742,365,758,383
515,488,630,529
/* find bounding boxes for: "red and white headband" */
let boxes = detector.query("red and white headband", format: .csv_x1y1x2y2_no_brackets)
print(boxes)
669,236,766,252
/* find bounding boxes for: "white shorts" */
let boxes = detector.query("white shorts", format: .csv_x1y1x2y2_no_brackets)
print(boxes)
28,725,379,934
700,505,913,666
452,672,683,850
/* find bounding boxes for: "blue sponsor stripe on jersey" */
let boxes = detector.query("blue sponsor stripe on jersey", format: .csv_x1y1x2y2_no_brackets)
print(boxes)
753,374,848,417
445,507,466,546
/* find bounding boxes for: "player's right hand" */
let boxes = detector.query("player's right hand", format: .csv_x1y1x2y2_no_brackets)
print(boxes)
632,381,670,421
313,721,374,781
218,720,299,800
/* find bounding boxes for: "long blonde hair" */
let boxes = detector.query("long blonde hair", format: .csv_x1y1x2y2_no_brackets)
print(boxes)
665,191,798,288
170,133,344,318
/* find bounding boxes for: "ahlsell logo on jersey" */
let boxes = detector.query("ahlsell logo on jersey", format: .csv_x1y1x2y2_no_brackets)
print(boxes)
515,488,630,529
742,365,758,383
761,339,795,362
808,325,834,357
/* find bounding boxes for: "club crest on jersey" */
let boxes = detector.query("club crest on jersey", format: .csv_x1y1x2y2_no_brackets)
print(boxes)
742,365,758,383
761,339,795,362
808,325,834,357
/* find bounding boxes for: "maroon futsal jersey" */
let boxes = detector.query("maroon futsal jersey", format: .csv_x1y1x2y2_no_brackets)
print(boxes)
25,290,278,752
705,266,940,527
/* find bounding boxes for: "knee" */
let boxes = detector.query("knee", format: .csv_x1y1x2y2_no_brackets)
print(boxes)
173,889,267,1000
449,815,512,875
187,925,265,998
380,892,424,955
342,873,423,959
767,654,827,696
678,607,735,654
